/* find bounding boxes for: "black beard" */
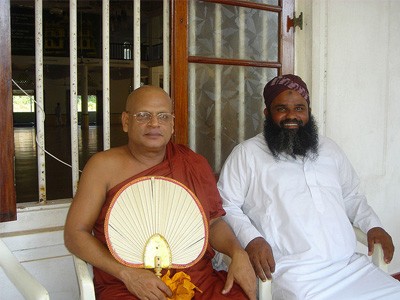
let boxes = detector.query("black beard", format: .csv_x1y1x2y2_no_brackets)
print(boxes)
263,114,319,160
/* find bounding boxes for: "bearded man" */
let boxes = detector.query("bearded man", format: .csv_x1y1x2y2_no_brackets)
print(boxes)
217,74,400,299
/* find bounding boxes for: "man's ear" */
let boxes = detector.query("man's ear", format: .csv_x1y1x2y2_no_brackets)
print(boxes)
263,107,269,117
121,111,129,132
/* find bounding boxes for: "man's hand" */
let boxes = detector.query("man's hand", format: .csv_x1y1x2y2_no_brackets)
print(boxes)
367,227,394,264
120,268,172,300
245,237,275,282
222,249,257,300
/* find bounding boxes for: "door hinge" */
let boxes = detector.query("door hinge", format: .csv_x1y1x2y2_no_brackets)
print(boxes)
287,12,303,32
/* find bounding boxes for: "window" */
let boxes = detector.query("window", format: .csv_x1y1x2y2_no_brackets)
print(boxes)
171,0,294,171
1,0,293,221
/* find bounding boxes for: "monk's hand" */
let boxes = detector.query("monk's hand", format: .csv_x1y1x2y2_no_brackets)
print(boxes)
222,249,257,300
245,237,275,282
367,227,394,264
120,267,172,300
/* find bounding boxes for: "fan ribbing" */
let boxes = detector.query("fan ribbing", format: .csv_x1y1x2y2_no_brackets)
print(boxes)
105,176,208,269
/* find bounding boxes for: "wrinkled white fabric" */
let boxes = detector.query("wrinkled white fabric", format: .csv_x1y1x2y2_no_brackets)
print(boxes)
218,133,400,299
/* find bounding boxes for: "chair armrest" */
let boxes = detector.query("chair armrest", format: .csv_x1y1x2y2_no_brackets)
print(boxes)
73,255,96,300
258,278,272,300
353,226,388,273
0,239,49,300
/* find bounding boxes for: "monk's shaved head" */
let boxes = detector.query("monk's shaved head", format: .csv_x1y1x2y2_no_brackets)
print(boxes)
125,85,172,112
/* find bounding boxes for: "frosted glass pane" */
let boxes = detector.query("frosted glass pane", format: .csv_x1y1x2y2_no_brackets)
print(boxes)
188,63,277,170
189,1,278,61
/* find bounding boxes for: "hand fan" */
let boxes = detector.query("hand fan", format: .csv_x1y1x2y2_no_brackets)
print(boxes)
105,176,208,276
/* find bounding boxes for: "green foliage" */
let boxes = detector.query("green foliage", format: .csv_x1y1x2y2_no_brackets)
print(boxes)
77,95,97,111
13,95,34,112
13,95,97,113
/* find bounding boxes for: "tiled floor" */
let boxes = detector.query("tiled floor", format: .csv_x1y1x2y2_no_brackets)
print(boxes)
14,125,127,203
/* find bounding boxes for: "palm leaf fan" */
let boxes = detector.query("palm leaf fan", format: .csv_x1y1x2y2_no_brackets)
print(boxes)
105,176,209,276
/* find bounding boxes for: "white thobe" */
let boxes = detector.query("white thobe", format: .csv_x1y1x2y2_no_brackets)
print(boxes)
218,133,400,299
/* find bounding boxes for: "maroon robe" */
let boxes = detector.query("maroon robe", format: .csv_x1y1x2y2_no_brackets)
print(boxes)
92,142,247,299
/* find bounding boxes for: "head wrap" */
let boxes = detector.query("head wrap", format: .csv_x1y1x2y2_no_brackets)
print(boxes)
263,74,310,108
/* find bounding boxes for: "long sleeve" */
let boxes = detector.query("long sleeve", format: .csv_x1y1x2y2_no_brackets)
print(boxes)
218,137,265,248
332,141,382,233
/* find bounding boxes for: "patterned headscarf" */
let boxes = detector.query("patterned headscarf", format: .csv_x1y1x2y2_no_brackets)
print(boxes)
263,74,310,107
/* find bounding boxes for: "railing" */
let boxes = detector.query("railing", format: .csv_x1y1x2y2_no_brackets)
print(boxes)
20,0,170,203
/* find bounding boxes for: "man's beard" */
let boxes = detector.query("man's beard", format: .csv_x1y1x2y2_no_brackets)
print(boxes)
263,114,319,160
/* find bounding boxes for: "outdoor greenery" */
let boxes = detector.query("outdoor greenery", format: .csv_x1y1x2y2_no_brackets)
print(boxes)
13,95,34,112
77,95,97,112
13,95,97,112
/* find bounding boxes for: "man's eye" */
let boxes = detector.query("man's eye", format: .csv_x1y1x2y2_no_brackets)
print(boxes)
158,113,169,120
137,112,150,118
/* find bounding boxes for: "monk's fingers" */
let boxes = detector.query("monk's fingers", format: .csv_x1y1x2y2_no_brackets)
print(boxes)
222,273,234,295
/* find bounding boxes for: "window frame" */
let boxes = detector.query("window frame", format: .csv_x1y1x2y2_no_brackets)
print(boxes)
171,0,294,145
1,0,16,222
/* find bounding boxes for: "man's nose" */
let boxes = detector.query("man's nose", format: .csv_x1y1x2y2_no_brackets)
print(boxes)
285,109,298,119
147,115,160,126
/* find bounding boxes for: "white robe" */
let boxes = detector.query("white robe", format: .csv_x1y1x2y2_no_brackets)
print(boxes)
218,133,400,299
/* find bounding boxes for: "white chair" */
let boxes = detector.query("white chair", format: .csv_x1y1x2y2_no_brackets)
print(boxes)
73,227,387,300
0,238,49,300
73,255,95,300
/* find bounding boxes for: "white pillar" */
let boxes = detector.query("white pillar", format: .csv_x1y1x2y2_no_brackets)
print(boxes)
35,0,46,203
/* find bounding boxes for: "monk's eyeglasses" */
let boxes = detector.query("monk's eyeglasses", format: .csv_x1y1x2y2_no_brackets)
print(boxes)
126,111,175,124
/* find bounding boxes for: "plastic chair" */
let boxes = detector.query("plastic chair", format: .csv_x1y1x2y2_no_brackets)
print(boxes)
73,227,387,300
0,238,49,300
73,255,95,300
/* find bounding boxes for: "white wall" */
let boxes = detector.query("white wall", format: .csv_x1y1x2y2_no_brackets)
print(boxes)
296,0,400,274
